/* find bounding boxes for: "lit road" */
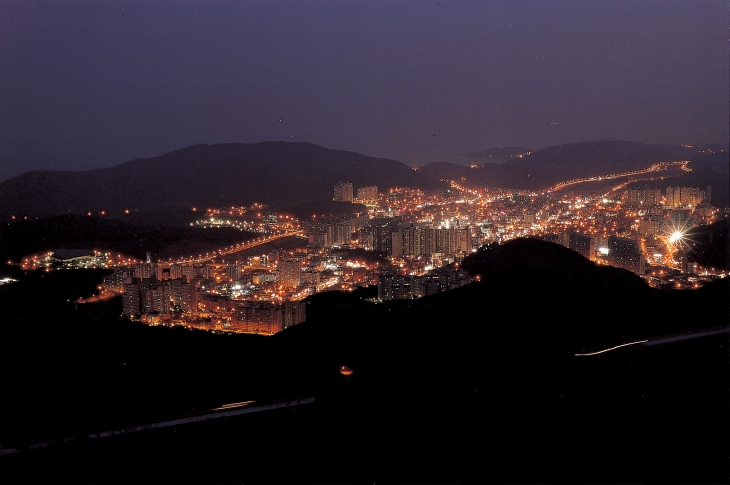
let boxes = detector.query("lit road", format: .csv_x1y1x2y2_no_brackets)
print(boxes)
84,397,316,439
549,161,691,193
76,289,124,304
173,231,304,264
0,397,316,456
575,326,728,356
640,326,728,346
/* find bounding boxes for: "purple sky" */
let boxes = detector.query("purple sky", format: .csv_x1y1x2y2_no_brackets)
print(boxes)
1,0,727,180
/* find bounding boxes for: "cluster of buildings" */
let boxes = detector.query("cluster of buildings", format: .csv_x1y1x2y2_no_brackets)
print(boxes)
333,182,378,203
15,177,727,334
109,257,309,334
20,249,130,271
377,265,472,301
624,185,710,208
315,180,725,290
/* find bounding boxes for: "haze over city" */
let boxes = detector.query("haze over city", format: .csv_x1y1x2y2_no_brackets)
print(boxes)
1,1,728,483
1,0,727,181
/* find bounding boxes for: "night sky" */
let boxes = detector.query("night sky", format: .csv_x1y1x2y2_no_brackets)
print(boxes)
1,1,727,181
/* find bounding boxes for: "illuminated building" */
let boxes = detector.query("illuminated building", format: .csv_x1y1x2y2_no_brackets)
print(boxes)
144,284,168,314
172,277,197,312
378,266,472,301
378,273,413,301
301,270,321,286
201,264,216,280
639,216,662,236
371,218,398,253
390,225,472,258
103,268,132,291
123,281,142,318
134,264,155,279
157,266,171,280
236,301,283,334
608,236,645,274
279,255,303,288
308,232,328,248
335,222,353,245
543,232,570,248
283,300,306,328
569,232,595,261
224,264,240,281
357,185,378,200
333,181,354,202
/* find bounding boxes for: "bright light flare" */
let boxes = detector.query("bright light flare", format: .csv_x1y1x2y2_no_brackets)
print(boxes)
668,231,683,244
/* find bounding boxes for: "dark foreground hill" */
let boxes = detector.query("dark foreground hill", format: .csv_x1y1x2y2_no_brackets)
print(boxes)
421,139,724,190
686,217,730,271
1,239,727,482
0,142,444,221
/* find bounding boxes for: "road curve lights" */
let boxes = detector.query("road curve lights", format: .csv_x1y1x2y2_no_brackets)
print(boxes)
340,365,354,377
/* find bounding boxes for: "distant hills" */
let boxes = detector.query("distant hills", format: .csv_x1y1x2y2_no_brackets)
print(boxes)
420,139,727,191
461,146,531,164
0,142,443,221
1,139,727,222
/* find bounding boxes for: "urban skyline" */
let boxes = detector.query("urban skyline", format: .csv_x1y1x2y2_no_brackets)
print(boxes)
0,2,727,481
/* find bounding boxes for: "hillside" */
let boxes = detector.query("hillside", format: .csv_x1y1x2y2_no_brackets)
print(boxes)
0,142,444,221
1,238,727,482
462,146,531,164
687,217,730,270
421,139,724,190
624,152,729,207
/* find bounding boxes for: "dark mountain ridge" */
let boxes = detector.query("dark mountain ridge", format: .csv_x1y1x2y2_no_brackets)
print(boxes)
0,142,444,221
421,139,725,190
462,146,531,164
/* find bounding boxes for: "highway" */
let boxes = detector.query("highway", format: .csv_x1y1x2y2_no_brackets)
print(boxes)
86,397,316,439
549,160,691,193
641,326,729,346
76,289,124,304
1,397,316,456
575,326,728,356
172,230,305,264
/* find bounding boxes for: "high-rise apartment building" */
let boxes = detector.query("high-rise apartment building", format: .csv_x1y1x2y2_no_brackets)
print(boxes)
569,232,595,261
236,301,283,334
608,236,645,275
278,255,303,288
357,185,378,200
283,300,307,329
333,181,354,202
123,281,142,318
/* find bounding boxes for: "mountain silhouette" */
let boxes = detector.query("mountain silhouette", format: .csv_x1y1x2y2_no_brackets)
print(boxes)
421,139,724,189
0,142,444,221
